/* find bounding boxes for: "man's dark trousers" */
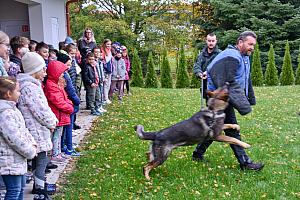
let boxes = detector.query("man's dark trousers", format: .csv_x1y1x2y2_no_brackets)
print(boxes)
193,104,251,165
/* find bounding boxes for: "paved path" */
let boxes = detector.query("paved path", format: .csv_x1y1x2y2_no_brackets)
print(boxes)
21,108,97,200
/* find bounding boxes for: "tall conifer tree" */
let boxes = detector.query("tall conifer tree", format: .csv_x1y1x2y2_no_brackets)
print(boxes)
176,45,190,88
130,49,144,87
145,51,158,88
160,50,173,88
264,44,279,86
280,41,295,85
295,47,300,85
251,43,263,86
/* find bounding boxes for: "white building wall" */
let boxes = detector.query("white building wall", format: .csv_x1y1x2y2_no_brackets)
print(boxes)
40,0,67,48
0,0,66,49
28,3,44,42
0,1,30,38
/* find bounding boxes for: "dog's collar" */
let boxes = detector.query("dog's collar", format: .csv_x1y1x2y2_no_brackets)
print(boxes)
202,108,224,115
202,109,224,138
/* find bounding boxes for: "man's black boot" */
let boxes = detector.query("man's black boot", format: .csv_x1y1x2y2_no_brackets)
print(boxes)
240,162,264,171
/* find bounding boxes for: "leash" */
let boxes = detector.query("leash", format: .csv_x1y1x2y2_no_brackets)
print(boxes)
200,77,204,109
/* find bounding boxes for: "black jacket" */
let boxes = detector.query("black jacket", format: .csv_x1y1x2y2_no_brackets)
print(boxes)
193,46,221,76
82,63,98,86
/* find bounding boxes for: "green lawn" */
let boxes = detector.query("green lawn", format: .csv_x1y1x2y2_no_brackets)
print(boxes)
56,86,300,200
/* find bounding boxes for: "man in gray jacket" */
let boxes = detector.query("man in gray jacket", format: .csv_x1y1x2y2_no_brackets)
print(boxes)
193,33,221,101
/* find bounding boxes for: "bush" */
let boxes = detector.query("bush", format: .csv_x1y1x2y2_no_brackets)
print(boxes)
130,49,144,87
190,73,200,88
251,43,264,86
160,50,173,88
264,44,279,86
280,41,295,85
190,48,200,88
176,45,190,88
145,51,158,88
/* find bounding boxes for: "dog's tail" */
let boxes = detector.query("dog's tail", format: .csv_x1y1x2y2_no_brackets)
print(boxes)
135,125,156,140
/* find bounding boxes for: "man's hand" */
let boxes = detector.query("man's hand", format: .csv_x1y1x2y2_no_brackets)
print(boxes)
197,71,207,79
91,83,97,87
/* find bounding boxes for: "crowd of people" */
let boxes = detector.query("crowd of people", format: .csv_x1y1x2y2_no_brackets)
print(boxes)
0,27,131,200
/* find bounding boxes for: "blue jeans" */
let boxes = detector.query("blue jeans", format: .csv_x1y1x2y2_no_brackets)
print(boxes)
62,105,79,150
1,175,25,200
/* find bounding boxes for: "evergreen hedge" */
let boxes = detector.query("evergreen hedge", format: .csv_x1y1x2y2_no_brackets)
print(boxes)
176,45,190,88
280,41,295,85
190,48,200,88
295,47,300,85
251,43,264,86
160,50,173,88
130,49,144,87
145,51,158,88
264,44,279,86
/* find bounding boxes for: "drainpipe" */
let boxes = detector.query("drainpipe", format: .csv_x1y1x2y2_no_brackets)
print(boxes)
66,0,79,36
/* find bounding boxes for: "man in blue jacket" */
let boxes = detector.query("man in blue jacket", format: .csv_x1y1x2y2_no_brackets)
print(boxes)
192,31,264,171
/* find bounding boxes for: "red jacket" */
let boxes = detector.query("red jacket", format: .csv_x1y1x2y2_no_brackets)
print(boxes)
44,61,74,126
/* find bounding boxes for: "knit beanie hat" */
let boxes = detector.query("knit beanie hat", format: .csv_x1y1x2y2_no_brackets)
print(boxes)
21,52,45,75
115,46,123,54
65,36,75,45
57,53,71,64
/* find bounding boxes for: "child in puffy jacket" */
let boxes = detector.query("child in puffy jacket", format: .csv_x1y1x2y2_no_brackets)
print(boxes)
0,77,37,200
109,47,126,101
17,52,57,198
44,60,74,162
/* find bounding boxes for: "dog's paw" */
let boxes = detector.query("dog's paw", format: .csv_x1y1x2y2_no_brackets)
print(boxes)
136,125,145,139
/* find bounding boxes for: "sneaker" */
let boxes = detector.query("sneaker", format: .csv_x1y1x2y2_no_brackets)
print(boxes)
45,183,56,195
91,111,101,116
33,188,52,200
45,168,51,174
73,123,81,130
91,110,102,116
51,154,66,163
105,99,112,104
46,162,58,170
65,149,81,157
240,162,264,171
98,106,107,113
96,107,106,114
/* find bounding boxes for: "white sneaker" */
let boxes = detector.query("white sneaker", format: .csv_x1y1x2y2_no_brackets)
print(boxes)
99,107,107,112
106,99,112,104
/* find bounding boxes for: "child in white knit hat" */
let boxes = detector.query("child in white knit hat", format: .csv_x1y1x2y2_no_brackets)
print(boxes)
16,52,57,198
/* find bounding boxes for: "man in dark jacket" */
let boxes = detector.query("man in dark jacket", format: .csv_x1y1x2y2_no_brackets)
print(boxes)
192,31,264,171
194,33,221,101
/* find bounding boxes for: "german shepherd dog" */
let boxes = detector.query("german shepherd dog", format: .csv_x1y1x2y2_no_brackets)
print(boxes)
135,84,251,180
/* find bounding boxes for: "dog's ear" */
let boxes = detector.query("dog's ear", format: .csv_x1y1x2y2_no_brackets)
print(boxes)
206,91,214,98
